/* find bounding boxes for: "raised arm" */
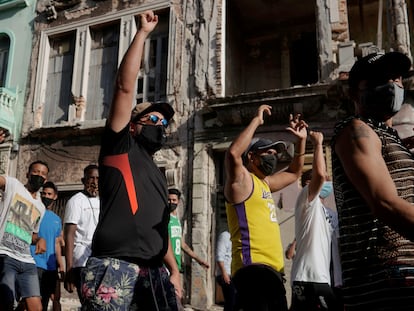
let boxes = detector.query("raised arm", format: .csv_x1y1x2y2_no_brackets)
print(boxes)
267,114,308,192
224,105,272,203
336,118,414,240
108,11,158,132
307,131,325,202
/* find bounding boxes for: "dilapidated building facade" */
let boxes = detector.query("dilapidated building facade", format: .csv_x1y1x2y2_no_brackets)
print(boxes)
1,0,414,309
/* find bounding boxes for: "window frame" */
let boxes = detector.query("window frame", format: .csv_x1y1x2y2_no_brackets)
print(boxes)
0,33,10,88
33,2,171,129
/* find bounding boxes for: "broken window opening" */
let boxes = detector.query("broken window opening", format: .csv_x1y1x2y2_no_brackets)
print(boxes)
43,32,75,126
225,0,318,96
86,23,120,121
136,11,169,103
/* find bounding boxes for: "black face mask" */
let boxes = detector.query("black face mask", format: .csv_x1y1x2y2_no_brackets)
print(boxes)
28,175,45,192
257,154,278,176
135,124,166,154
41,197,55,208
360,82,405,121
169,203,178,212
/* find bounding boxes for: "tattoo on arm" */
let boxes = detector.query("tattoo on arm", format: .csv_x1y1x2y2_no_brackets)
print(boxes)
351,124,370,140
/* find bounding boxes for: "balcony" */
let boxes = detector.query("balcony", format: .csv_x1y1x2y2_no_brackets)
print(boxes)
0,87,17,137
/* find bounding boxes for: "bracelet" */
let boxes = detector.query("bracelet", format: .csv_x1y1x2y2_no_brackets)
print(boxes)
294,152,306,156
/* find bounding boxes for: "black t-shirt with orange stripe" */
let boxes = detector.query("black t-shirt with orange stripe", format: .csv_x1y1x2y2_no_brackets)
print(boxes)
92,125,170,266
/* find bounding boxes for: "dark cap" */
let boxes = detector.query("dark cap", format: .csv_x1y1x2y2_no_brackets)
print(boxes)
131,102,175,122
243,137,286,162
348,51,411,90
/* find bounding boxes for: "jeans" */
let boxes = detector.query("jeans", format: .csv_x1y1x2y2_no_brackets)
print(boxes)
0,255,40,308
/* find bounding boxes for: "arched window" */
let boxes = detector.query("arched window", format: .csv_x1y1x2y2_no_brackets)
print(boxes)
0,34,10,87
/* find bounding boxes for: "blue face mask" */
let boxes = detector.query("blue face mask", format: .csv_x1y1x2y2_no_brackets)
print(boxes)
319,181,333,199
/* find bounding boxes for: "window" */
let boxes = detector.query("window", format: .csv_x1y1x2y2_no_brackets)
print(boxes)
225,0,317,95
43,33,75,126
0,34,10,87
347,0,391,56
137,12,169,103
36,9,170,128
87,23,120,120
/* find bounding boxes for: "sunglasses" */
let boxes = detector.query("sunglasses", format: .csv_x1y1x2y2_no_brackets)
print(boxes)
254,150,284,160
140,114,168,128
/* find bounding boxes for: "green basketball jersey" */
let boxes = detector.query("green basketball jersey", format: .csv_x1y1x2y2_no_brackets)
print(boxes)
168,214,182,271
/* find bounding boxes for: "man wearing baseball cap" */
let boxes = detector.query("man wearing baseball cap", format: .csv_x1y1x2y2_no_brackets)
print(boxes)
332,51,414,310
81,11,181,311
224,104,308,311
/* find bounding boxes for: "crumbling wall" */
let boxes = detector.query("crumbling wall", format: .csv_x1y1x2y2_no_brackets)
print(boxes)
178,0,221,308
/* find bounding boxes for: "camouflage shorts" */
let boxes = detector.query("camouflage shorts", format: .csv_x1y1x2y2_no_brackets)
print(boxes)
81,256,178,311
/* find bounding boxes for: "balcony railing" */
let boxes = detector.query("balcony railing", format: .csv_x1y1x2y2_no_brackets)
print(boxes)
0,87,17,136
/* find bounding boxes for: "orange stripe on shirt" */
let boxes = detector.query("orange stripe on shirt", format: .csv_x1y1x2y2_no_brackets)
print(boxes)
102,154,139,215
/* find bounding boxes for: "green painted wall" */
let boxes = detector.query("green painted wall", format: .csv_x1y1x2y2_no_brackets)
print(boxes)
0,0,35,143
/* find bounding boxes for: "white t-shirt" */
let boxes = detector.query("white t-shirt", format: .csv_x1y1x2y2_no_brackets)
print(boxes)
0,177,45,263
215,230,232,276
64,192,100,267
291,186,336,285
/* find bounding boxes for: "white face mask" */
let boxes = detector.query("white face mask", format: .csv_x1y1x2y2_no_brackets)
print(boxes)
360,82,405,121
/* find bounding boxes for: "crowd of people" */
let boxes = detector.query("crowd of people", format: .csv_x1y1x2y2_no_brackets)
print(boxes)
1,8,414,311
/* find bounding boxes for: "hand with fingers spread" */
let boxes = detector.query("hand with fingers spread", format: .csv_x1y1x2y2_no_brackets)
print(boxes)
286,113,308,140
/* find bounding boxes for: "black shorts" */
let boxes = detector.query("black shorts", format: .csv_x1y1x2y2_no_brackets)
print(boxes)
291,281,338,311
37,268,58,298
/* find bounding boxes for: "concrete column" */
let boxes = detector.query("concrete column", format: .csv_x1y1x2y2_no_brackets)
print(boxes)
316,0,334,82
190,142,213,308
389,0,412,60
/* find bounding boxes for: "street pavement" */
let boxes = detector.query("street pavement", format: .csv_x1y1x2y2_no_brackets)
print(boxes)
55,281,224,311
53,281,81,311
